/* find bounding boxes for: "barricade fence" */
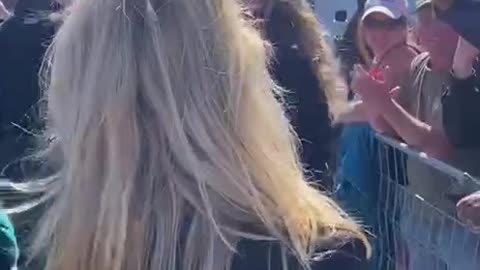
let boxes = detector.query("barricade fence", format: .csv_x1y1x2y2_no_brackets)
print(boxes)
2,131,480,270
336,132,480,270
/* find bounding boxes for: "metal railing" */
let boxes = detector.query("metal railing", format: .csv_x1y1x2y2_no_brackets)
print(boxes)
336,131,480,270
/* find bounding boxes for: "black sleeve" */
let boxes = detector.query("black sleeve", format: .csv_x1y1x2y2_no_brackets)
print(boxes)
0,15,55,174
270,48,333,181
442,67,480,148
264,8,334,181
0,15,54,129
232,234,368,270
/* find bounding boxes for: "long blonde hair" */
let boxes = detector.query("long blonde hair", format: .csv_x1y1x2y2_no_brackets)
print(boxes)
30,0,366,269
261,0,348,120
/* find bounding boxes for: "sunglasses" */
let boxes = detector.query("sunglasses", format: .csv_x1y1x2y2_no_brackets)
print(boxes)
363,17,406,30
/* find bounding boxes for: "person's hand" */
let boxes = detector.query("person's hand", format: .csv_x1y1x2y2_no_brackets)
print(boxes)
452,37,479,79
354,101,391,133
350,65,400,133
457,191,480,233
351,64,395,115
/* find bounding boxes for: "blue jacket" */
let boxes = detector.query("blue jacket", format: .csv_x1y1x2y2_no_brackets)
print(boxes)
335,124,407,270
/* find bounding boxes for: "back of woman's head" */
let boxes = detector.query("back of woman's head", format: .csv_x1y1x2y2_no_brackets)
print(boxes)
33,0,365,269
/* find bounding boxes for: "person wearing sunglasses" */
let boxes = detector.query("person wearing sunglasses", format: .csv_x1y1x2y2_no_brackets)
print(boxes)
339,0,419,127
357,0,419,89
335,1,418,269
352,0,480,269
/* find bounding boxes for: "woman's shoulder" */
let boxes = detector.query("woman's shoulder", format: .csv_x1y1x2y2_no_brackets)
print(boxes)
232,230,368,270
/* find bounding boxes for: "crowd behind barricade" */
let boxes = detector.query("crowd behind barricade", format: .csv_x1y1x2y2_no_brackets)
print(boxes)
0,0,479,269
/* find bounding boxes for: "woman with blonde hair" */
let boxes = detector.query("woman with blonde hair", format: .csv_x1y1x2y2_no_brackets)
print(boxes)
22,0,369,269
245,0,348,188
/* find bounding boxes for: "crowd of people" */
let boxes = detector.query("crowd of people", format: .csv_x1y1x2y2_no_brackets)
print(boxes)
0,0,479,269
336,0,480,269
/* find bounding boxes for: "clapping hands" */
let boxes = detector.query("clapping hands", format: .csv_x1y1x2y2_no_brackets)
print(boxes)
350,64,399,133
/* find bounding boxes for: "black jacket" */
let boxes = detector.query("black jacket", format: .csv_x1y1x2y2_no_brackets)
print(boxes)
232,232,368,270
264,3,334,185
0,8,55,177
442,62,480,148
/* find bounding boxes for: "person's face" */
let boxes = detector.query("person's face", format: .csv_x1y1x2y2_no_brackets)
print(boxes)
362,12,406,55
415,6,458,69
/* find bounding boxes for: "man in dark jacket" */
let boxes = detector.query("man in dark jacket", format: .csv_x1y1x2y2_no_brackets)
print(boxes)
439,0,480,234
442,35,480,233
442,38,480,149
439,0,480,147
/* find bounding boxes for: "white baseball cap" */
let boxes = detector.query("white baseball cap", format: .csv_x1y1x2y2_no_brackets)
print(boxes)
362,0,409,21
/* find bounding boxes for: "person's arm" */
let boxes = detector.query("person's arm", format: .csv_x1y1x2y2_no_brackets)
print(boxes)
377,51,454,157
442,37,480,148
351,65,451,159
442,71,480,148
380,98,451,159
336,101,368,123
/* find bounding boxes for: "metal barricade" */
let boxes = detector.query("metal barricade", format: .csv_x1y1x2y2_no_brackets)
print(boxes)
335,130,480,270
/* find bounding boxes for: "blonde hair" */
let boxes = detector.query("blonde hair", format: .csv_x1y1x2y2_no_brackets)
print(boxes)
261,0,348,120
357,20,374,66
29,0,367,269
